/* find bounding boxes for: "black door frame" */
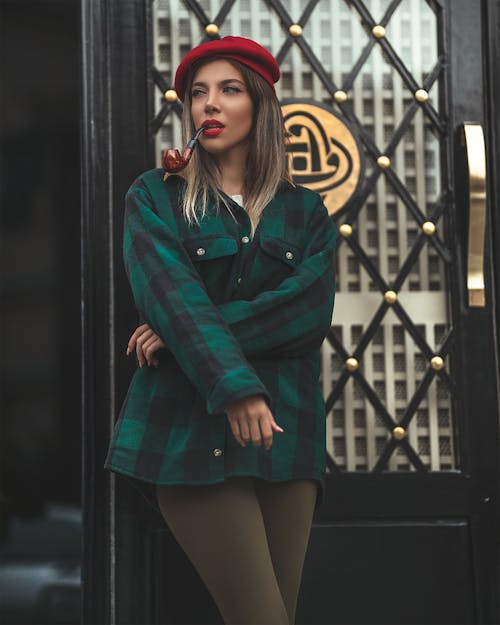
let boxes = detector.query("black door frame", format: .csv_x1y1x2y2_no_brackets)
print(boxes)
81,1,153,622
485,3,500,621
81,1,500,623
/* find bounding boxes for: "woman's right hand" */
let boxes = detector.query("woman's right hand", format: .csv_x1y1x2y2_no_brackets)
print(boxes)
126,323,165,368
224,395,284,450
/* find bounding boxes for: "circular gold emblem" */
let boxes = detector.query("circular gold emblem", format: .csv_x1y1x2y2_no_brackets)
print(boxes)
281,100,364,215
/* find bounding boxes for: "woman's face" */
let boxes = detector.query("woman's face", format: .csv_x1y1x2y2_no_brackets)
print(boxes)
190,59,254,161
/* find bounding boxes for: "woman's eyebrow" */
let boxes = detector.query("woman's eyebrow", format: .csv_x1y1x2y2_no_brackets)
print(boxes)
192,78,245,87
220,78,245,86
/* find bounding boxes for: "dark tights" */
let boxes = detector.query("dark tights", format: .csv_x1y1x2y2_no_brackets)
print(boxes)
156,476,317,625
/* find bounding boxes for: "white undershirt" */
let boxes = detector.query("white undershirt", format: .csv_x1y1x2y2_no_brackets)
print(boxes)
231,194,244,207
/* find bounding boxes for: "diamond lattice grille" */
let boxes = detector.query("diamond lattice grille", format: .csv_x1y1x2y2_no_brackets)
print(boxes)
151,0,456,473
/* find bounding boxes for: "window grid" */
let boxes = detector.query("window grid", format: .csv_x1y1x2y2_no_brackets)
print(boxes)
152,0,455,472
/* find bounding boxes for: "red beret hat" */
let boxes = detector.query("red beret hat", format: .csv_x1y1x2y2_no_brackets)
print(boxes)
174,35,280,101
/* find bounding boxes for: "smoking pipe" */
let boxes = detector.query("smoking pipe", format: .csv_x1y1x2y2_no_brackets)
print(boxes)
162,127,205,173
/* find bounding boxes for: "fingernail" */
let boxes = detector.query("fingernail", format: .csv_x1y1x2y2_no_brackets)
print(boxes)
126,348,130,355
277,427,284,432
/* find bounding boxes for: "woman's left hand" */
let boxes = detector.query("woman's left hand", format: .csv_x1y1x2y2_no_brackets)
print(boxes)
126,323,166,368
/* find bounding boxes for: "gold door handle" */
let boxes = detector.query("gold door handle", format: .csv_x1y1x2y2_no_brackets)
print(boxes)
462,122,487,307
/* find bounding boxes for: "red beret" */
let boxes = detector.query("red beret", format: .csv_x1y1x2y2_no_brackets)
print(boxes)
174,36,280,101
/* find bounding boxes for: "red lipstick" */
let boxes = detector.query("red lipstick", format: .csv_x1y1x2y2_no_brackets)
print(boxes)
202,118,225,136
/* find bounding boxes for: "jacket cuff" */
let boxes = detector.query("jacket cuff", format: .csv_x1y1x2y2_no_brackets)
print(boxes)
207,367,272,416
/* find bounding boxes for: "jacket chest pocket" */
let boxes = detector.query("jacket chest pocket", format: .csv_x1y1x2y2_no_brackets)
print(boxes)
254,234,303,292
183,234,239,302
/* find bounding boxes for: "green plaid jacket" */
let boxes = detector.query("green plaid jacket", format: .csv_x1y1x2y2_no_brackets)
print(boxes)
104,168,337,511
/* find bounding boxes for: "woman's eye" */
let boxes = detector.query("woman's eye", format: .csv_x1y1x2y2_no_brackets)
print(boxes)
191,89,205,98
223,85,242,94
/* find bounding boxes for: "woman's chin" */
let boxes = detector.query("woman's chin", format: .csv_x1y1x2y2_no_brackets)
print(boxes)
199,144,232,159
199,139,250,160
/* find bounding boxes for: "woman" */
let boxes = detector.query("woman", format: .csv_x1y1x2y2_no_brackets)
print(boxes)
105,36,337,625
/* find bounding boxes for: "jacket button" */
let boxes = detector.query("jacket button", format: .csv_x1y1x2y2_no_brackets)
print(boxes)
241,236,250,243
213,448,223,457
196,247,206,256
285,251,294,260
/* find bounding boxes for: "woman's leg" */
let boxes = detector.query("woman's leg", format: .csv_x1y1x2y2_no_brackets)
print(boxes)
253,479,317,625
155,476,289,625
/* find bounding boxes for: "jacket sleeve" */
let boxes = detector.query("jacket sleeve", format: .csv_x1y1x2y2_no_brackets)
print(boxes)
217,199,337,358
123,178,272,415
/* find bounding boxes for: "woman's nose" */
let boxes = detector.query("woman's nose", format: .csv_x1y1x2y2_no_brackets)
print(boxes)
204,91,220,112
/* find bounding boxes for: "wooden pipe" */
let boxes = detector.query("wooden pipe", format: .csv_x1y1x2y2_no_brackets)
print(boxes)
162,127,205,173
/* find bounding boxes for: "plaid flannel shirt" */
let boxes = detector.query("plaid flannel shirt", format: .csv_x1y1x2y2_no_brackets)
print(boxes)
104,168,337,511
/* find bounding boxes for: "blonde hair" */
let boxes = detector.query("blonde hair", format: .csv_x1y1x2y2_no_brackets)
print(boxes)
178,57,293,238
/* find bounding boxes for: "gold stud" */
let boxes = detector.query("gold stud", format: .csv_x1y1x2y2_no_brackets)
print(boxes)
415,89,429,103
334,90,348,103
422,221,436,235
377,155,391,169
431,356,444,370
345,357,359,372
205,23,219,37
339,224,353,237
164,89,178,102
289,23,303,37
372,24,386,38
384,290,397,304
392,426,406,440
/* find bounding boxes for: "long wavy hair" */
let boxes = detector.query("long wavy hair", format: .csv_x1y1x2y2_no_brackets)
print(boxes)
178,56,293,238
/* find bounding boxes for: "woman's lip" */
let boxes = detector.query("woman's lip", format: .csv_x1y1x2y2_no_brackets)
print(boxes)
202,121,225,128
202,126,224,136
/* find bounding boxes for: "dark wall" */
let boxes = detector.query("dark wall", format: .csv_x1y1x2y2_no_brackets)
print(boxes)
0,0,80,517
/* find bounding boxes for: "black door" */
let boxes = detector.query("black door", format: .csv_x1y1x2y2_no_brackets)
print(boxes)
81,1,500,624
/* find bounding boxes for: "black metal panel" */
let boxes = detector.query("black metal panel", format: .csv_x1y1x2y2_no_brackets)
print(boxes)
298,521,476,625
317,472,473,520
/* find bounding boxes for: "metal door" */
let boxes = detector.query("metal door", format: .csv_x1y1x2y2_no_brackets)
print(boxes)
81,1,500,623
